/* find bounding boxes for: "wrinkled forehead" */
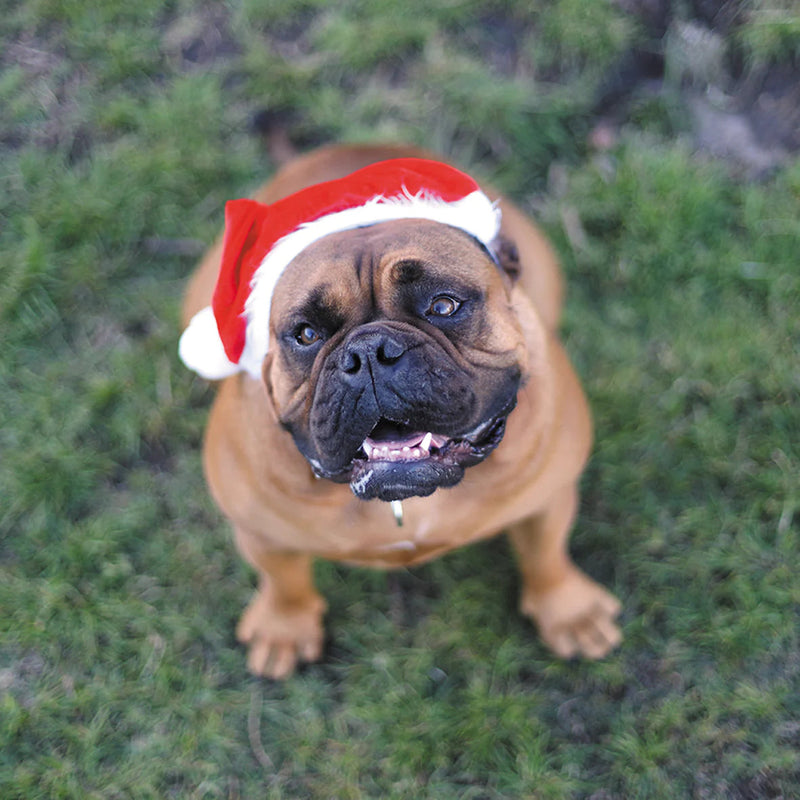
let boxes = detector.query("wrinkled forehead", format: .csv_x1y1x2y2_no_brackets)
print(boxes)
271,218,498,313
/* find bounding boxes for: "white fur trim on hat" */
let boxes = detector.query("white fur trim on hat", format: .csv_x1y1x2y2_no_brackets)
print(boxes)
236,189,499,377
178,305,239,380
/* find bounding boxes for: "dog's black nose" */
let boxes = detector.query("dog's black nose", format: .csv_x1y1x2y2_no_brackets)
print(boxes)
339,327,407,376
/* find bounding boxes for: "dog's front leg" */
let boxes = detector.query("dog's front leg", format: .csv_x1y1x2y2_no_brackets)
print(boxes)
233,528,327,678
508,484,622,660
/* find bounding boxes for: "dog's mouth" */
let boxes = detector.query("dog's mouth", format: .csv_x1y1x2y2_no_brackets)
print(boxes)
360,420,448,463
343,415,508,501
356,417,503,464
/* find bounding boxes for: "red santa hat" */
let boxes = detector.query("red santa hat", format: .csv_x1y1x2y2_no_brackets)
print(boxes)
179,157,501,379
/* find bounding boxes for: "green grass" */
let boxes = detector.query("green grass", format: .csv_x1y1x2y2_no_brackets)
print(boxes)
2,1,799,797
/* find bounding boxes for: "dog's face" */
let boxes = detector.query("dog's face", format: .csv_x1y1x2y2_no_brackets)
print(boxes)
264,218,529,502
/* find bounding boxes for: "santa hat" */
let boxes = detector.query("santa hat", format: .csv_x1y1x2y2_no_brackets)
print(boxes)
179,157,501,379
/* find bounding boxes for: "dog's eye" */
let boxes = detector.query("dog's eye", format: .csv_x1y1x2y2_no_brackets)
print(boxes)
427,295,461,318
295,325,321,346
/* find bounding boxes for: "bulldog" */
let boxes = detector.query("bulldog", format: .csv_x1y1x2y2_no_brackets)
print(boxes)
180,143,621,678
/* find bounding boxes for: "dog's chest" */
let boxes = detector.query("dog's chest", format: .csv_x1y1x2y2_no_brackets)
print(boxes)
315,496,496,567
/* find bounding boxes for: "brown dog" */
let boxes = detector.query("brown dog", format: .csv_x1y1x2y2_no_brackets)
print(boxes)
181,143,621,678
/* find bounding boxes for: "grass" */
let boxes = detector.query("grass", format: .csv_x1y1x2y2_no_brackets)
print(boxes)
2,0,799,797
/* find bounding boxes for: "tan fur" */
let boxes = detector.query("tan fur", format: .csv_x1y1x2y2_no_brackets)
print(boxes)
183,144,621,678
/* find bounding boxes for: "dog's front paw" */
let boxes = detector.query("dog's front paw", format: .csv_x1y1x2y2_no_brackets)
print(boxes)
236,590,327,679
521,567,622,660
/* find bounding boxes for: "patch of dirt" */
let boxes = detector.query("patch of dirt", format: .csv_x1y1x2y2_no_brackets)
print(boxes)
693,766,796,800
472,13,530,77
596,1,800,176
1,36,89,158
161,5,240,68
734,769,793,800
0,651,47,707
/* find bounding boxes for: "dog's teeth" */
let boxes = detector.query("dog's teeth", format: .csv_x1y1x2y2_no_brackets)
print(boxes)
363,438,436,462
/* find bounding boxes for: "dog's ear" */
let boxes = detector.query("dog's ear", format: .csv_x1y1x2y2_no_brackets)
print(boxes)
489,235,521,283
